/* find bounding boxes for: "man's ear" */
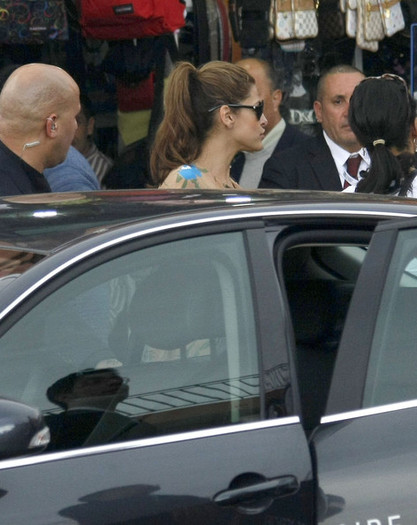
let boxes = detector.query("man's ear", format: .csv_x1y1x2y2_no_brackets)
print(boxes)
313,100,322,123
46,115,58,137
272,89,283,112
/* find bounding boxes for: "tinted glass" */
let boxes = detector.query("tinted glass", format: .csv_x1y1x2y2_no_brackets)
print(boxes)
364,229,417,407
0,232,260,452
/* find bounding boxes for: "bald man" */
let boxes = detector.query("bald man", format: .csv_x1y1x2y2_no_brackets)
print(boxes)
230,58,309,188
0,63,80,196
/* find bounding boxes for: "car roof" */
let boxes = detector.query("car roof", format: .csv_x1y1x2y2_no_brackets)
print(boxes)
1,189,417,254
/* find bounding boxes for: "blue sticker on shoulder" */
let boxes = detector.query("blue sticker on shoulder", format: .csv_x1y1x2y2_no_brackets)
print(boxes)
178,164,203,180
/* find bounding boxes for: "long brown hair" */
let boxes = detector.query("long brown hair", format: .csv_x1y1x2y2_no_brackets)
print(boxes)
150,61,255,185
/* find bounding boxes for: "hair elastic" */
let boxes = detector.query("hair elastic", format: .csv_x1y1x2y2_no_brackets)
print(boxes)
373,139,385,146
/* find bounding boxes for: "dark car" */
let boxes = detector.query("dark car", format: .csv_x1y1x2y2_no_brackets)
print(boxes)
0,189,416,524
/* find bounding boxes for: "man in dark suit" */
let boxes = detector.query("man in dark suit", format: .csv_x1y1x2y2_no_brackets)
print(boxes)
230,58,309,188
260,64,370,191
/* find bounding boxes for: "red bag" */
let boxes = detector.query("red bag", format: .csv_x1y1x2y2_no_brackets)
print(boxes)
79,0,186,40
116,73,155,112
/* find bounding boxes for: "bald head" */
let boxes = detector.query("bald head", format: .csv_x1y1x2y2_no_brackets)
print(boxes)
0,63,79,137
0,63,80,172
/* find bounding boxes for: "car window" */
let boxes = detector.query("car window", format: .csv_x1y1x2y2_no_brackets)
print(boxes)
364,229,417,407
0,232,260,452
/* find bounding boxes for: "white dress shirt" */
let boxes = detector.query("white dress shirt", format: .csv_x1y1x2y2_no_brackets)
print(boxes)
323,131,370,190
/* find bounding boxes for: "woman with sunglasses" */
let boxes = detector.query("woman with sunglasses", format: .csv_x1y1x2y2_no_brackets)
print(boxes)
347,74,417,197
150,60,267,189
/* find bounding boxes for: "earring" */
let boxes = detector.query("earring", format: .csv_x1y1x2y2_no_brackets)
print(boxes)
414,138,417,153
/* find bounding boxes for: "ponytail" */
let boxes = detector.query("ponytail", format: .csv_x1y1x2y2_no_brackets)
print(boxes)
150,60,255,185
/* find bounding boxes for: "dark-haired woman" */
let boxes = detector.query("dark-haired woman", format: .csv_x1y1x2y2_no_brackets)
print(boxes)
150,61,267,189
347,74,417,197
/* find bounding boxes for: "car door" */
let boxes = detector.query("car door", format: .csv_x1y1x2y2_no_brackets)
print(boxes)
0,223,313,524
314,217,417,524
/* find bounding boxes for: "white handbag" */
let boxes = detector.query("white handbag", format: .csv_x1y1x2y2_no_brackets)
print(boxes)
345,0,357,37
273,0,318,40
378,0,405,37
356,0,379,51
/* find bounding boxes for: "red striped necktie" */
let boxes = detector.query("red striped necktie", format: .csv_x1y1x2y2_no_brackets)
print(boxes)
343,155,361,189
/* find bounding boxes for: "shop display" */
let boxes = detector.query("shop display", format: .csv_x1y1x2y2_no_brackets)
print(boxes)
0,0,68,44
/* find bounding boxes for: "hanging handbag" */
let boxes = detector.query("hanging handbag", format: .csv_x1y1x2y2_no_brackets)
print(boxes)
273,0,318,41
318,0,345,39
78,0,185,40
356,0,379,51
378,0,404,37
240,0,272,48
363,0,385,41
345,0,357,36
0,0,68,44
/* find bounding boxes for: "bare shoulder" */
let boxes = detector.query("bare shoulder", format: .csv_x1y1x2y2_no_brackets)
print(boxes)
159,165,206,189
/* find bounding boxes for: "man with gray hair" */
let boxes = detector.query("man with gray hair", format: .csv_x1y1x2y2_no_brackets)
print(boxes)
0,63,80,196
230,57,309,188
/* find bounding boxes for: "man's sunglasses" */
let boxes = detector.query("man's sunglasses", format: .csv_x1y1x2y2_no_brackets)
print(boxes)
208,100,264,120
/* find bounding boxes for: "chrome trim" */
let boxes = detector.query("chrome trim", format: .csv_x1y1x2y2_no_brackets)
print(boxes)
321,399,417,424
0,416,300,471
0,208,413,322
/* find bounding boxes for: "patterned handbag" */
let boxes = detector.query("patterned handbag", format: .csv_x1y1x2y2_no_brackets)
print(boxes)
273,0,318,40
356,0,379,50
363,0,385,40
378,0,404,37
0,0,68,44
318,0,345,39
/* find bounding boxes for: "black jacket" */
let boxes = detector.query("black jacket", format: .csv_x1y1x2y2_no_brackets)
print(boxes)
0,140,51,196
260,132,343,191
231,123,309,185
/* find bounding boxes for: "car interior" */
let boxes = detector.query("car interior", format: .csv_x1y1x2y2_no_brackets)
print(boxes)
275,227,373,433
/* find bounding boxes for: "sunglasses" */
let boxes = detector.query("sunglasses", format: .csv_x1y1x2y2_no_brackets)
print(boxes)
208,100,264,120
361,73,408,90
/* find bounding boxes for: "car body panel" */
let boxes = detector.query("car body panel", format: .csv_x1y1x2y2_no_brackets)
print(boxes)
0,419,313,524
0,190,417,523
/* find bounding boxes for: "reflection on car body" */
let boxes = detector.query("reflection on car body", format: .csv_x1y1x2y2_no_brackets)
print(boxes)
0,190,417,523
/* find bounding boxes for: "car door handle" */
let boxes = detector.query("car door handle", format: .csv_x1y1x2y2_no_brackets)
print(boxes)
213,474,299,507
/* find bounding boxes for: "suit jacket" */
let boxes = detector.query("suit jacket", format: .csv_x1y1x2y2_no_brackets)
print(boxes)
259,132,343,191
230,123,310,185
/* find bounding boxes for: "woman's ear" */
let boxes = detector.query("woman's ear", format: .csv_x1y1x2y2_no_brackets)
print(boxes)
219,105,235,128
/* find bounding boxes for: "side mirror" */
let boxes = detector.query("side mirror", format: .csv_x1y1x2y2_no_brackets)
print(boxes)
0,398,50,460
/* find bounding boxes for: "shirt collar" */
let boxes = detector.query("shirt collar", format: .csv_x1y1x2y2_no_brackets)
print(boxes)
322,130,369,165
